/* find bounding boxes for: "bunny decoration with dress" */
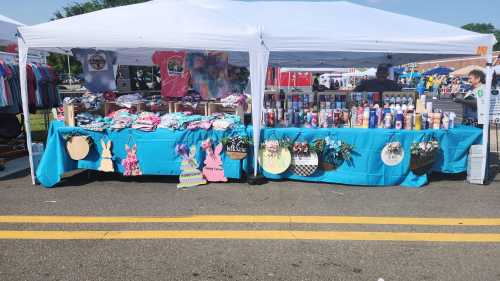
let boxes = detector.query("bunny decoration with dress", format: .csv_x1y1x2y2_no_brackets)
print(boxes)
201,139,228,182
176,144,207,188
99,139,114,172
122,144,141,176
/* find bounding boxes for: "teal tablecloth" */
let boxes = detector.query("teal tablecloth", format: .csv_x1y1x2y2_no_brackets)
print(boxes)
36,121,248,187
257,126,482,187
37,121,481,188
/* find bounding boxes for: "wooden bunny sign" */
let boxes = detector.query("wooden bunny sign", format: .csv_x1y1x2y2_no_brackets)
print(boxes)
201,139,228,182
177,144,207,188
99,139,114,172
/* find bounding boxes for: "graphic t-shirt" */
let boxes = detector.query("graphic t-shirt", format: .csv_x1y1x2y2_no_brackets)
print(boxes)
186,52,229,100
152,51,190,98
72,48,117,93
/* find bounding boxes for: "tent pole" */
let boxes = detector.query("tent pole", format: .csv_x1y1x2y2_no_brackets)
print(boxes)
17,37,36,185
481,48,494,184
67,54,72,87
249,44,270,177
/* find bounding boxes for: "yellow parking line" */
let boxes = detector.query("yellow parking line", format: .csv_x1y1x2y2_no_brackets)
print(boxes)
1,215,500,226
0,230,500,242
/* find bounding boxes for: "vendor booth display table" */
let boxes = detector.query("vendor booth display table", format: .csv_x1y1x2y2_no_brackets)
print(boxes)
36,121,248,187
259,126,482,188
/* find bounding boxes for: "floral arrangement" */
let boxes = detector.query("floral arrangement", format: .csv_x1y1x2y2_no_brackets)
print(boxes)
386,142,403,155
316,137,355,168
410,140,439,175
263,140,280,154
410,140,439,158
292,141,310,155
221,136,251,152
291,140,324,155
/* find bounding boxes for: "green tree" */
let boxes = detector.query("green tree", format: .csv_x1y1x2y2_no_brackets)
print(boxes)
47,53,82,80
49,0,150,78
462,23,500,51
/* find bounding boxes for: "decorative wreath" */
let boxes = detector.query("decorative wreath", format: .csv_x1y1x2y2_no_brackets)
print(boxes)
314,137,354,170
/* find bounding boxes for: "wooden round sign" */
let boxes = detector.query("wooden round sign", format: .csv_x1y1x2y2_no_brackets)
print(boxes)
258,147,291,175
66,136,91,160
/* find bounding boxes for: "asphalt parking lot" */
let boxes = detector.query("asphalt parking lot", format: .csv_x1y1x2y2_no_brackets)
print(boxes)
0,170,500,281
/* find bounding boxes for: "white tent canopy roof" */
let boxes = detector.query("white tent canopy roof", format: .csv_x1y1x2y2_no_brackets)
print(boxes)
18,0,497,66
0,14,23,44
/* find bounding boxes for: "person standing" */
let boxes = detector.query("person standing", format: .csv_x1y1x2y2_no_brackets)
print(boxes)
312,74,320,92
450,78,461,98
354,64,402,92
454,69,486,126
426,75,434,92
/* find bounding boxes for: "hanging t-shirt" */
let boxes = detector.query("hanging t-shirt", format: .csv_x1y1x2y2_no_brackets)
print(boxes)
152,51,190,98
72,48,117,93
186,52,230,100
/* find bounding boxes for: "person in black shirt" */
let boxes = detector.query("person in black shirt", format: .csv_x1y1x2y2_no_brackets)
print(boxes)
312,74,320,92
354,64,402,92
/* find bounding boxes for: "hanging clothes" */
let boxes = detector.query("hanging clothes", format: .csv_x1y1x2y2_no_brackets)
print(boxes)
26,64,37,112
0,62,7,107
0,60,60,113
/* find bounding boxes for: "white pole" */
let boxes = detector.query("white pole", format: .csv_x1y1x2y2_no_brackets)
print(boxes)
17,37,36,185
481,49,494,184
67,54,72,87
249,36,270,177
288,71,291,92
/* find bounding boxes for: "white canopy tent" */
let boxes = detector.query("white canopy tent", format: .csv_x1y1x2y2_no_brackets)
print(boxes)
17,0,497,184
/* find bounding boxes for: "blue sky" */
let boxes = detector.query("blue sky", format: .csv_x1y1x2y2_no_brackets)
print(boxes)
2,0,500,27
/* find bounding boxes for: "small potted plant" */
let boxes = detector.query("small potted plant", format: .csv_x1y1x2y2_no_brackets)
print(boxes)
222,136,251,160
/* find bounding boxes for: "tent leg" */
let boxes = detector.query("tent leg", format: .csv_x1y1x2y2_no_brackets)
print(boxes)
18,38,36,185
481,50,494,184
248,43,270,181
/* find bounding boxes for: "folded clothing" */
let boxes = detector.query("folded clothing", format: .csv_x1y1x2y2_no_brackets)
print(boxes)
220,93,247,109
212,113,241,131
75,112,110,131
116,93,143,108
79,120,109,132
131,112,160,131
75,112,99,126
110,110,136,131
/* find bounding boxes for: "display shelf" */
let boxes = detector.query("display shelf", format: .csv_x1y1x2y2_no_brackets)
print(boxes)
174,101,209,116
